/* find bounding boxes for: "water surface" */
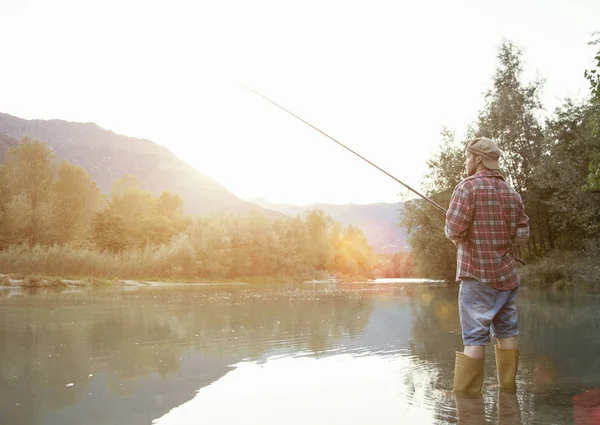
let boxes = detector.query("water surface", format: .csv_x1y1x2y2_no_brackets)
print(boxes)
1,282,599,424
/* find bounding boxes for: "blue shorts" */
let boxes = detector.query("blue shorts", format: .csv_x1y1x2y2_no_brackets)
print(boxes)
458,279,519,346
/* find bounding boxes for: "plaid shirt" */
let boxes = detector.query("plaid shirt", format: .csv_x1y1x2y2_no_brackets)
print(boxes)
445,171,530,290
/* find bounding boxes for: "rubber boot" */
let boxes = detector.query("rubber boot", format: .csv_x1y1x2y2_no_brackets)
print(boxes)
453,352,485,395
495,345,519,393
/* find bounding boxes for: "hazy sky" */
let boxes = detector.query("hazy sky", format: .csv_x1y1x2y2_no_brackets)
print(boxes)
1,0,598,205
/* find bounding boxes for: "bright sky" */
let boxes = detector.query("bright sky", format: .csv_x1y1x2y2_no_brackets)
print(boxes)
1,0,598,205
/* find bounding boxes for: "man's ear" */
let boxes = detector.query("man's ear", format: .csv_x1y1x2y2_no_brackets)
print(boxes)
475,155,482,165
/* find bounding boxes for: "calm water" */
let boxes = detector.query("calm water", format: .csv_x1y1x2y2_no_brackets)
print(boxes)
0,282,599,425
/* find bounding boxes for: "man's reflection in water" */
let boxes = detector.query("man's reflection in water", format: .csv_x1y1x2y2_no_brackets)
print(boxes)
454,391,522,425
454,393,485,425
498,392,522,425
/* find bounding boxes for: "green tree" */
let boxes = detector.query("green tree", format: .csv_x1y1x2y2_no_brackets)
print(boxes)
476,41,552,255
52,161,105,244
92,208,128,252
190,215,232,277
477,40,545,193
305,209,334,271
534,101,600,243
400,130,463,281
157,191,183,219
0,138,57,244
584,34,600,190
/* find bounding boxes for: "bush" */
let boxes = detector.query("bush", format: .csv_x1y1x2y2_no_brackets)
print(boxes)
520,246,600,292
22,275,67,287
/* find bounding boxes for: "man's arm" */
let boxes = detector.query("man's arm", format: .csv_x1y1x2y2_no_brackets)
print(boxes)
445,185,473,245
512,195,530,246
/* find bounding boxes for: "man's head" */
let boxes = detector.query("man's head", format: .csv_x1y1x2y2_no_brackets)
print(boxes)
465,137,501,176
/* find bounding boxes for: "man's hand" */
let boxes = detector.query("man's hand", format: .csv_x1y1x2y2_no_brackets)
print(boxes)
512,237,529,246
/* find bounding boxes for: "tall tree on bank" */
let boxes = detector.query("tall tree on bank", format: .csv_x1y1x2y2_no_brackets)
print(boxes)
401,129,463,281
584,34,600,190
0,138,56,245
477,40,551,256
52,161,105,244
532,34,600,243
477,40,545,193
534,101,600,243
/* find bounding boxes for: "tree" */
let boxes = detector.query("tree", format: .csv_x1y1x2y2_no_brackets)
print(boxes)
477,40,545,194
534,101,600,244
190,216,232,278
92,208,128,252
304,209,334,271
52,161,105,244
157,191,183,219
531,36,600,244
0,138,57,244
424,128,466,195
476,40,553,256
583,34,600,190
400,130,463,281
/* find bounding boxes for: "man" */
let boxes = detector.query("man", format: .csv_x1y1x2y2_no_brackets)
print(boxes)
445,137,530,395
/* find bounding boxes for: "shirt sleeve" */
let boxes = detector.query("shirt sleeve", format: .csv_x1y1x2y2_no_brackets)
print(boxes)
515,195,530,240
445,184,473,243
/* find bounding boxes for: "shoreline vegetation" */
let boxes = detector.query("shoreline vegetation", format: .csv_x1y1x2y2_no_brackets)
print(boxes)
0,140,407,286
1,248,597,293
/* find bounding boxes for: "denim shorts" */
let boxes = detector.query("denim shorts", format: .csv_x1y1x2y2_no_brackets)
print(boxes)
458,279,519,345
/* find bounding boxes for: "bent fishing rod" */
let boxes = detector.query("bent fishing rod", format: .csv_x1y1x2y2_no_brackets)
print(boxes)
239,82,446,214
239,82,527,265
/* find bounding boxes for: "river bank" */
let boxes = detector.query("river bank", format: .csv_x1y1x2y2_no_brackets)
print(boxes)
2,247,598,292
0,274,302,288
519,250,600,294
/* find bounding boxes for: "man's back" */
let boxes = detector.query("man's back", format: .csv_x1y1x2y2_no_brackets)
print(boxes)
445,170,529,290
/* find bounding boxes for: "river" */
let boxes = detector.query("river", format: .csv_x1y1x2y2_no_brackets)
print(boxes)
0,281,599,424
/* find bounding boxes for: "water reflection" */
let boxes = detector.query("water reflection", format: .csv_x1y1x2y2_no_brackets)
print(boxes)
153,353,440,425
0,285,375,425
0,283,599,424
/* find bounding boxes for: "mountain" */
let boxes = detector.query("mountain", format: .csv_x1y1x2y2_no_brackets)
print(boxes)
251,198,409,253
0,112,280,217
0,133,19,156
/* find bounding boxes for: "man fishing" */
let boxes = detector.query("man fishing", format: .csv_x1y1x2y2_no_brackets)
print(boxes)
241,84,529,395
445,137,530,395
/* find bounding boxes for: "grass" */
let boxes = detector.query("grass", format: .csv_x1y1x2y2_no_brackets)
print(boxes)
21,275,68,288
0,240,314,285
520,249,600,294
0,239,204,281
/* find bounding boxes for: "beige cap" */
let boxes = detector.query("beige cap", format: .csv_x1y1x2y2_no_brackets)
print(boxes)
467,137,501,170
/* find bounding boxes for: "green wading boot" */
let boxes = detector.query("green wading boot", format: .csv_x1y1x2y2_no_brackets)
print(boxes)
453,352,485,395
495,345,519,393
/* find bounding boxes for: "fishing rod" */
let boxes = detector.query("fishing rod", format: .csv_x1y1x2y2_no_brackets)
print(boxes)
239,82,527,265
238,82,447,214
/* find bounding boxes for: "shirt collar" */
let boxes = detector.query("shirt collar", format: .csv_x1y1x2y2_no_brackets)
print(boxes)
464,170,505,182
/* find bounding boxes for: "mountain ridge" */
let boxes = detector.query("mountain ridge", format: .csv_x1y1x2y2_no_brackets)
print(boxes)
0,112,280,217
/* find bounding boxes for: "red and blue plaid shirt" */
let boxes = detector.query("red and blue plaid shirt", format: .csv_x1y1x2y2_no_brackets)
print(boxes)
445,171,530,290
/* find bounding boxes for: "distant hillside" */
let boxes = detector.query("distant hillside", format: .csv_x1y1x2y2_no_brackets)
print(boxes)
251,199,409,253
0,133,19,156
0,112,279,217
